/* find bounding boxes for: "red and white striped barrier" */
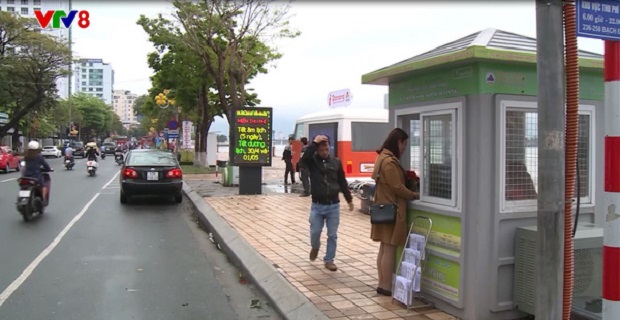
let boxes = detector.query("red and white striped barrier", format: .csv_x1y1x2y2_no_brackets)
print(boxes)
603,40,620,319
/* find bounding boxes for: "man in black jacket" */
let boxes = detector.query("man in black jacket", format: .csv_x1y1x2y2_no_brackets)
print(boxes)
300,134,354,271
298,137,310,197
282,137,296,185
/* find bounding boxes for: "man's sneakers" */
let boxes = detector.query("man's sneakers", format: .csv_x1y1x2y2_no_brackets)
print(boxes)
324,262,337,272
309,248,318,261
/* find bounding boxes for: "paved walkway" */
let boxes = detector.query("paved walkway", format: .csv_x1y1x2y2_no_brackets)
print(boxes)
202,192,458,320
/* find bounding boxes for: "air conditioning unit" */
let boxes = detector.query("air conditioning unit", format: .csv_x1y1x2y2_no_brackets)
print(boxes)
513,223,602,319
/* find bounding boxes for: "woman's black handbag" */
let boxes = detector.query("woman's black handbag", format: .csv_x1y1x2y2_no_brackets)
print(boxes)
370,157,397,225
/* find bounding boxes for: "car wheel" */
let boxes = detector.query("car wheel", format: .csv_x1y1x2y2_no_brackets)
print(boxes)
174,191,183,203
120,190,128,204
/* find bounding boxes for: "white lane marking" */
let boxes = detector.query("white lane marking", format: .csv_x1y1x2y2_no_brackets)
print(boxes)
1,178,16,183
0,171,120,307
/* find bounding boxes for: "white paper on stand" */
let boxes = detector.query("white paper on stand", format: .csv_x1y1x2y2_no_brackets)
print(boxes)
400,261,416,279
403,248,420,265
408,233,426,259
413,268,422,292
393,275,413,305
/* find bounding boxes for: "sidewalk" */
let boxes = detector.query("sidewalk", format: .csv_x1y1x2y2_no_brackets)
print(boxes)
186,177,457,319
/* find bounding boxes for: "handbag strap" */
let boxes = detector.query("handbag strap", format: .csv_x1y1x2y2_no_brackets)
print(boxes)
374,156,395,205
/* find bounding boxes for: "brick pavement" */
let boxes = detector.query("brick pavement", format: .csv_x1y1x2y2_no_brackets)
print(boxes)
203,193,459,320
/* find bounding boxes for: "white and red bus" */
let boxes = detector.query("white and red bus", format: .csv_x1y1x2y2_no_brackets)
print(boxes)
292,108,389,181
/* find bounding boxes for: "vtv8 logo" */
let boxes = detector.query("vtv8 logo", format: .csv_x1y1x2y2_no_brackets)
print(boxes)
34,10,90,29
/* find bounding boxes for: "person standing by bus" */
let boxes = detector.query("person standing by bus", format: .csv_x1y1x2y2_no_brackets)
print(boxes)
282,137,296,185
298,137,310,197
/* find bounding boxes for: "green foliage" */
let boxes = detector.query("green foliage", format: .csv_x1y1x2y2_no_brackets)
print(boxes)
52,94,123,140
0,11,71,136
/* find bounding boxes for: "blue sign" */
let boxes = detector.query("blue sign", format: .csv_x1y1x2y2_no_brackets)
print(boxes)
577,0,620,41
167,120,178,130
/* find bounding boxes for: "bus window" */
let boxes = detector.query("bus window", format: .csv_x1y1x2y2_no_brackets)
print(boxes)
351,122,391,152
309,122,338,157
294,123,304,139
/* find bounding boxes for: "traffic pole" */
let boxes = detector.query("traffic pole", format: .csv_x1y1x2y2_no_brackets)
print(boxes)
603,40,620,319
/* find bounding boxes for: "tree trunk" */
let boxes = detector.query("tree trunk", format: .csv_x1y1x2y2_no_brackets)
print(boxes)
11,128,20,151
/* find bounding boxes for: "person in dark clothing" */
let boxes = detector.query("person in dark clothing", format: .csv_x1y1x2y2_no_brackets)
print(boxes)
300,134,354,272
298,137,310,197
23,141,53,202
85,141,99,161
282,137,296,185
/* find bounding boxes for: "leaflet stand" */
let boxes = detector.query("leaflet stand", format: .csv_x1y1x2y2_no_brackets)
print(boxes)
393,215,434,309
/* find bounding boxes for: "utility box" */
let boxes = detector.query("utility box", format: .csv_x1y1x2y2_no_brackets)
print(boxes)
207,132,218,167
362,28,605,320
514,224,602,318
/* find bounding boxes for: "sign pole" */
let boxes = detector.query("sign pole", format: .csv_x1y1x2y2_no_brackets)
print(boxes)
603,40,620,319
535,0,565,318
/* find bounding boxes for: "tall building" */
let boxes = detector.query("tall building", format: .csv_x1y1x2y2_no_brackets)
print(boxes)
74,58,114,105
0,0,72,99
113,90,138,125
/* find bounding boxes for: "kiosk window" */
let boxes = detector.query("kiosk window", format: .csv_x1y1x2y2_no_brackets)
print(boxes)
351,122,390,151
504,109,592,205
409,118,421,174
422,114,453,200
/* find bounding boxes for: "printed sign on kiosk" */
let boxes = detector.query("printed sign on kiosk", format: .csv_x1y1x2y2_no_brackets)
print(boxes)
229,107,273,166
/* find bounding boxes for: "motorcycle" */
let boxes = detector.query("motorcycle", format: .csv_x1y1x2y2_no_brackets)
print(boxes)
101,152,106,160
115,152,124,165
64,156,74,170
16,161,53,222
86,159,98,176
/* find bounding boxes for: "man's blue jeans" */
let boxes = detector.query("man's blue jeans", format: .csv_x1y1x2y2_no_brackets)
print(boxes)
309,202,340,263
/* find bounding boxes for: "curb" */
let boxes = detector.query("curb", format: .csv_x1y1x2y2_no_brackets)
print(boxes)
183,182,329,320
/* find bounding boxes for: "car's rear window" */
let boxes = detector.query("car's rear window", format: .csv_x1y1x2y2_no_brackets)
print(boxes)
127,152,177,166
43,147,55,149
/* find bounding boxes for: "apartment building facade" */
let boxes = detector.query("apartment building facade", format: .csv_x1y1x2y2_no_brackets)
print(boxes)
74,58,114,105
113,90,138,125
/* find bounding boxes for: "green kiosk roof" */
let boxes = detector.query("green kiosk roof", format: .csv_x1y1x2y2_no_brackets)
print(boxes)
362,28,603,86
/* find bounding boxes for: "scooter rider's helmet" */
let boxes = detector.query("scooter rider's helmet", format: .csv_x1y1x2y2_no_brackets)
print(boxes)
27,140,40,150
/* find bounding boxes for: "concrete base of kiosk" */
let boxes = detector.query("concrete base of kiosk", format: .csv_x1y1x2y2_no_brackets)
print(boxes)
239,166,262,195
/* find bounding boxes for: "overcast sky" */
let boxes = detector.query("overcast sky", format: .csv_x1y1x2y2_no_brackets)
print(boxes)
71,1,604,138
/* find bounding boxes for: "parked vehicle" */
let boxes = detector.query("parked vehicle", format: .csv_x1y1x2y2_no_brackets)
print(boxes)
119,149,183,204
293,108,390,181
16,163,53,222
71,141,85,158
41,146,62,158
0,146,20,173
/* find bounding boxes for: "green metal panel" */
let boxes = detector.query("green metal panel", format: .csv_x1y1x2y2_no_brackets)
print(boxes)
388,62,604,106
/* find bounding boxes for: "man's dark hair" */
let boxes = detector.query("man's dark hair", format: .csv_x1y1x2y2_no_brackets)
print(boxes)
377,128,409,159
288,136,294,141
301,137,308,144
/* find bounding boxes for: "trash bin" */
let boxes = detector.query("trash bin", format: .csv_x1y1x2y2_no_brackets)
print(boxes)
359,184,375,215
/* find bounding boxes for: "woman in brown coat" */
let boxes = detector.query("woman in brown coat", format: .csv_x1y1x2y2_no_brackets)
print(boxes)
371,128,419,296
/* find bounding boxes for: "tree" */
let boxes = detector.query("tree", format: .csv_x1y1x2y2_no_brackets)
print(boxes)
59,94,122,141
137,10,262,164
0,11,71,141
173,0,298,124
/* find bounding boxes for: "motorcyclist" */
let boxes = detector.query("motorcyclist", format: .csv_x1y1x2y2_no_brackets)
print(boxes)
115,144,124,162
64,145,75,164
22,141,52,202
85,141,99,161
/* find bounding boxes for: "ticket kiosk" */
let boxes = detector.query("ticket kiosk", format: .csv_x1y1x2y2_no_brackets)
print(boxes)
361,28,605,320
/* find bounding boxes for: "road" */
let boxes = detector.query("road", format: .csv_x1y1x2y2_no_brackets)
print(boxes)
0,156,279,320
